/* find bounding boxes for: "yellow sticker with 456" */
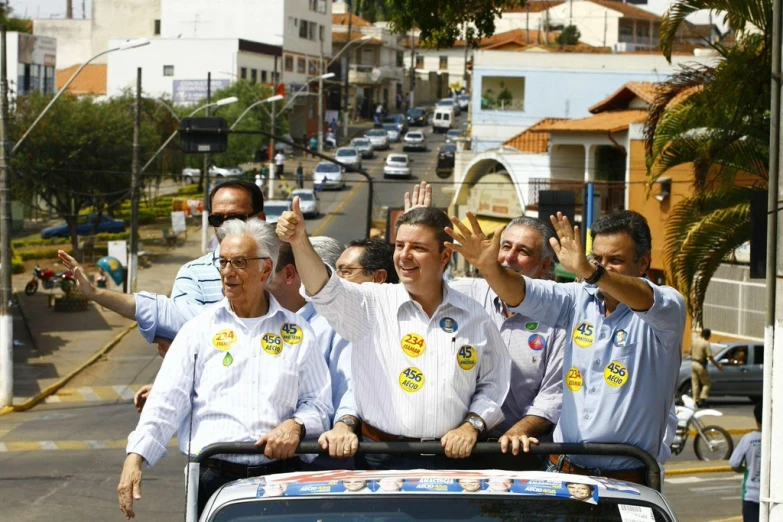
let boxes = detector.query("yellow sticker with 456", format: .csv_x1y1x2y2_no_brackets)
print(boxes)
212,329,237,352
261,333,284,356
604,361,629,388
401,333,426,358
572,322,594,348
399,367,425,393
456,345,477,370
280,323,304,345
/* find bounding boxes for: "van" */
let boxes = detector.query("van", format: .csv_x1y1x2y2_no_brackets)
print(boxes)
432,106,454,133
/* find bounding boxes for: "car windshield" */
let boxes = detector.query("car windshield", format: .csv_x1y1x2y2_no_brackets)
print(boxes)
212,497,673,522
438,99,454,106
441,144,457,152
316,163,341,173
336,149,356,157
352,139,369,147
408,109,423,117
447,130,461,137
294,192,314,201
383,117,400,124
407,133,422,139
265,203,290,215
367,130,386,137
388,156,407,164
383,124,398,131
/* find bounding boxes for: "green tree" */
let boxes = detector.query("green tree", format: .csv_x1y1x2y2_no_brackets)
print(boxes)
1,5,33,33
644,0,771,327
556,25,581,46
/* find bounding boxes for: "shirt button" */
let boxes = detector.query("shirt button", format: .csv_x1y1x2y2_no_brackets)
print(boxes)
584,414,590,420
595,359,601,365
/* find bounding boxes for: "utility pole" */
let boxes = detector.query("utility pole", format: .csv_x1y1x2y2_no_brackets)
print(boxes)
66,0,73,19
127,67,142,294
462,25,469,91
525,5,530,45
544,10,550,46
409,29,416,109
343,0,353,136
318,35,325,153
603,12,608,48
269,57,277,201
201,72,211,253
0,25,12,407
569,0,573,27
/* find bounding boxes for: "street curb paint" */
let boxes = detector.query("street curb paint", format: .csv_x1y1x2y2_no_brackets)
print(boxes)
664,465,733,476
688,429,753,436
0,321,138,416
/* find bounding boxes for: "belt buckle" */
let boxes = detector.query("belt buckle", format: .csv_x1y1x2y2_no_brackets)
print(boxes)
420,437,437,457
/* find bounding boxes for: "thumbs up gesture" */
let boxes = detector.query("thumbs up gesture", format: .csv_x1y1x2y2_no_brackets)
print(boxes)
276,196,306,244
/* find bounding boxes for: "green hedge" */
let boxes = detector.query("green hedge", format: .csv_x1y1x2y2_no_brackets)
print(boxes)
12,231,130,249
10,245,24,274
18,245,108,261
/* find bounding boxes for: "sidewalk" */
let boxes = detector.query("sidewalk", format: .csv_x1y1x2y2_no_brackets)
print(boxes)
3,226,206,411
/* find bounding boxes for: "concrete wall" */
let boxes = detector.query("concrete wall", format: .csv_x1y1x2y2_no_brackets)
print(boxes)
417,48,470,90
547,2,622,47
494,11,545,35
92,0,160,64
33,19,91,69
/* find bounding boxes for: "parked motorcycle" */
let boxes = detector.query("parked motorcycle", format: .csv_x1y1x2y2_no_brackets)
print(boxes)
671,394,734,461
24,266,76,296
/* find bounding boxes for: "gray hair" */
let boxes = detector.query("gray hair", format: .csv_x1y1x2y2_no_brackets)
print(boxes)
217,219,280,274
310,236,345,268
502,216,556,263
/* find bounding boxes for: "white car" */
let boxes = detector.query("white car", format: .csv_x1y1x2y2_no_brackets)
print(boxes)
437,97,460,116
264,199,292,224
383,123,402,142
403,131,427,152
334,147,362,170
365,129,390,150
350,138,375,159
289,188,319,218
181,165,244,183
312,161,345,190
457,94,470,110
383,154,412,179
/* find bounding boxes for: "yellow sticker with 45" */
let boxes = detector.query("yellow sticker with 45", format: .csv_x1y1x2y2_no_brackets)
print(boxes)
399,367,425,393
456,345,477,370
280,323,304,345
261,333,284,356
572,322,594,348
566,367,583,392
604,361,629,388
401,333,426,358
212,329,237,352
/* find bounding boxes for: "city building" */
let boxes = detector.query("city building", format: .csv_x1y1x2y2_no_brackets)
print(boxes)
0,32,57,98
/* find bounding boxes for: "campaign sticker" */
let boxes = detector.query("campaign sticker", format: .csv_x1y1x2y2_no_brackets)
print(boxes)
613,329,628,347
525,322,539,331
401,333,426,358
222,352,234,367
280,323,304,345
604,361,629,388
566,367,583,392
439,317,458,333
456,345,477,370
261,333,284,356
399,367,425,393
572,322,595,348
528,334,546,351
212,329,237,352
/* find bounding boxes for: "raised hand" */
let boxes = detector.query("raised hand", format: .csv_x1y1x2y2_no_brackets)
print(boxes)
58,250,97,299
548,212,592,278
276,196,306,244
445,212,501,272
404,181,432,213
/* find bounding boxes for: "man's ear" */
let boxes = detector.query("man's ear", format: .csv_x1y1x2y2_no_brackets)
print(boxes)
284,264,298,285
441,246,453,269
373,269,388,284
256,211,267,222
261,259,274,281
639,252,651,276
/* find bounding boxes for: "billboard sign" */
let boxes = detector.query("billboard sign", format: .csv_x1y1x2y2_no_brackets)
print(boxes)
173,79,230,103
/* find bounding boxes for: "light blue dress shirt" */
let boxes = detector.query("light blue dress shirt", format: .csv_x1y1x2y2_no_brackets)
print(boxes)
510,276,685,470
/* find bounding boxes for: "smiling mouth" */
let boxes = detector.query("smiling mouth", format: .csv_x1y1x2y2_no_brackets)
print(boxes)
399,266,419,275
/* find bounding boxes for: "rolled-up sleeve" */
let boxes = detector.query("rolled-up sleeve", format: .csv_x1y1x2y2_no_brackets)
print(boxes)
307,268,375,344
469,318,511,430
508,277,577,330
331,339,359,421
134,292,191,344
293,326,334,438
523,326,565,424
633,280,686,350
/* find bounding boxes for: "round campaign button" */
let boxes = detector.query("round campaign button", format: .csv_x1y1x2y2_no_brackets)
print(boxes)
566,367,583,392
572,322,595,348
280,323,304,345
401,333,426,358
528,333,546,351
261,333,284,356
399,367,425,393
604,361,630,388
612,329,628,347
440,317,458,333
456,345,477,370
212,329,237,352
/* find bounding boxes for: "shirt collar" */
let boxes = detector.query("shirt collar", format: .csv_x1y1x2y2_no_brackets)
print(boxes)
217,291,288,323
298,301,317,321
399,277,470,316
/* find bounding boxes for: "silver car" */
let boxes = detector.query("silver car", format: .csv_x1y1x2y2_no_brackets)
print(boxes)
383,153,412,179
365,129,390,150
312,161,345,190
403,131,427,152
350,138,375,159
677,342,763,401
382,123,401,142
334,147,362,170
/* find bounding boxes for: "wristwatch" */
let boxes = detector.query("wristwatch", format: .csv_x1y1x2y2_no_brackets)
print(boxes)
292,417,306,438
336,416,358,430
463,416,486,434
584,263,606,285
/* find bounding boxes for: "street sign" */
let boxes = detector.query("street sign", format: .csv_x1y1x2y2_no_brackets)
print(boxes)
173,79,230,103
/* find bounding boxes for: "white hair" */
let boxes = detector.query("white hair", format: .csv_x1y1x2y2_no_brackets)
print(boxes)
217,219,280,274
310,236,345,268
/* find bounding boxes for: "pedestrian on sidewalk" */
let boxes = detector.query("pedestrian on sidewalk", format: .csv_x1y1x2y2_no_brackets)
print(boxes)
729,402,762,522
274,150,285,177
296,163,304,189
690,328,724,408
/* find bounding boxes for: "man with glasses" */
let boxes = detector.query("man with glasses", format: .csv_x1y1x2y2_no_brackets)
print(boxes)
117,219,332,519
334,238,399,284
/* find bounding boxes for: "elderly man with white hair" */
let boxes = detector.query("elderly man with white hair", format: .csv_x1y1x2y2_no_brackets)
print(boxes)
117,219,332,519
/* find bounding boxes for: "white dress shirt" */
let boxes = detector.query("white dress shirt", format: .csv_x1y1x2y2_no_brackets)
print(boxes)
126,293,333,466
308,269,510,438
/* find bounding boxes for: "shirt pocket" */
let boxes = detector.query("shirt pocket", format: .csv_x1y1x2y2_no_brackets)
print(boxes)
449,342,479,398
262,355,299,408
601,352,634,395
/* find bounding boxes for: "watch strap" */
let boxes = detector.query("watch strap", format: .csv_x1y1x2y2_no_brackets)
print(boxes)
585,263,605,285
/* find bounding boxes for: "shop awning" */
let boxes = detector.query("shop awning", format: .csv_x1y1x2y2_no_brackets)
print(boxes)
458,216,509,237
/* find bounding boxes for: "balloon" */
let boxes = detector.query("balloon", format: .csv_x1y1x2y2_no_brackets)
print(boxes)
97,256,125,286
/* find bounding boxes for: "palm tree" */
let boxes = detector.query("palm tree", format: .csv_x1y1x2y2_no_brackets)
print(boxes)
644,0,772,327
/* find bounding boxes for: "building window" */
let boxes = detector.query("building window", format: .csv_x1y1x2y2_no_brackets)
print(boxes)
250,69,257,84
309,22,318,41
439,56,448,70
297,57,306,74
285,55,294,72
261,70,267,82
318,0,327,13
271,71,280,83
309,59,317,75
240,67,247,80
415,55,424,69
163,65,174,76
309,0,318,11
397,52,404,67
154,19,161,35
319,25,325,42
300,20,309,39
481,76,525,111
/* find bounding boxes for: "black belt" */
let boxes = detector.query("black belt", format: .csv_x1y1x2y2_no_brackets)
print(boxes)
201,457,300,478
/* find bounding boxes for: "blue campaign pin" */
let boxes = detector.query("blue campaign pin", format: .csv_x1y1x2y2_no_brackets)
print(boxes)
440,317,458,333
613,329,628,347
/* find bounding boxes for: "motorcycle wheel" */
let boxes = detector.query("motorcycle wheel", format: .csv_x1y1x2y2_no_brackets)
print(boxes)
60,277,76,295
693,426,733,461
24,282,37,296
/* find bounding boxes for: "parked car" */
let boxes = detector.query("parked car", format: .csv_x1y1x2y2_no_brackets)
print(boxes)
264,200,292,224
436,143,457,178
457,93,470,110
383,153,412,179
403,131,427,152
446,129,464,143
350,138,375,159
41,213,126,239
382,123,402,142
406,107,429,126
312,161,345,190
437,97,460,116
365,129,390,150
289,188,319,218
334,147,363,170
382,114,407,134
677,342,764,401
182,165,244,184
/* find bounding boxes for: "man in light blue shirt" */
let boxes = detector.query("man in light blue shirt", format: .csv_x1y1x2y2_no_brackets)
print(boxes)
448,210,685,483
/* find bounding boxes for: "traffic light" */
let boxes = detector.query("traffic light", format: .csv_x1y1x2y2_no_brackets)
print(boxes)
179,117,228,153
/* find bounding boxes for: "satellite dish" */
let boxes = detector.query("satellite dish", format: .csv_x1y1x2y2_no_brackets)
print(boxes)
370,68,382,82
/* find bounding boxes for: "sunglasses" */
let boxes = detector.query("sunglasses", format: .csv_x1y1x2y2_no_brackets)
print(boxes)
207,213,252,228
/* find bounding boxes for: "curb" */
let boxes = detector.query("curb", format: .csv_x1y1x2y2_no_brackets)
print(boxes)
690,428,753,436
0,321,138,416
664,465,733,476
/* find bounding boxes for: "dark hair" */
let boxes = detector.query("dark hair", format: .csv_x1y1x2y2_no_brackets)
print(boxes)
591,210,652,262
275,242,294,273
208,179,265,214
503,216,556,262
348,237,399,284
395,207,452,251
701,329,712,340
754,402,763,425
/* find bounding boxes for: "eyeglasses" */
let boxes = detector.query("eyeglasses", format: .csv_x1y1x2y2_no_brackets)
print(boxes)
213,256,269,270
336,266,368,277
208,213,253,228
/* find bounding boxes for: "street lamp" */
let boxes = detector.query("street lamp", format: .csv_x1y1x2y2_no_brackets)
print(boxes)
0,33,150,409
230,94,283,130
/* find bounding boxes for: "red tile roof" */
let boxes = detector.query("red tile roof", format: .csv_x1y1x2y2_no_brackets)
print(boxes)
503,118,568,153
589,81,660,113
56,63,106,95
504,1,565,13
531,110,647,133
332,31,382,44
588,0,661,21
332,13,373,27
453,28,560,48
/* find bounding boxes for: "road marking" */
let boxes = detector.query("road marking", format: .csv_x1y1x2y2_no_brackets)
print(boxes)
43,384,145,404
313,179,365,237
690,485,739,494
0,439,178,453
667,475,740,485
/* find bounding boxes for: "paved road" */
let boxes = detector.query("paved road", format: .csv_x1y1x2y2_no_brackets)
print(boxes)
666,472,743,522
